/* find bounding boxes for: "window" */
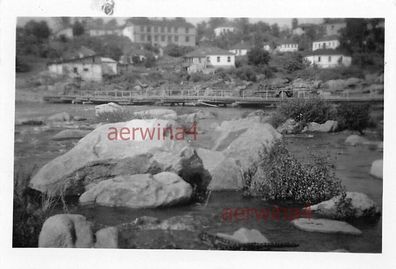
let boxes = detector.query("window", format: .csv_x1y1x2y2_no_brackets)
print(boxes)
167,27,171,33
318,56,321,62
73,67,78,73
206,56,210,62
140,34,145,41
83,67,89,72
154,26,158,33
154,35,158,41
161,35,165,41
161,27,165,33
217,56,220,63
185,27,189,33
185,36,189,42
168,36,172,42
328,56,331,62
174,36,178,42
227,56,231,62
140,26,144,32
147,35,151,42
147,26,151,32
174,27,177,33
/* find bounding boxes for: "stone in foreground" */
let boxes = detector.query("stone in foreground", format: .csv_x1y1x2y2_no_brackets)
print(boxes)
39,214,94,248
216,227,270,244
370,159,383,179
95,227,119,248
51,129,92,141
95,102,124,117
345,135,369,146
134,108,177,120
79,172,192,208
307,192,381,219
292,218,362,235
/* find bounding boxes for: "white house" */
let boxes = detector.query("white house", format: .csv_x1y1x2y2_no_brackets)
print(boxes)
214,26,235,37
48,47,117,82
312,35,340,51
304,49,352,68
276,40,299,52
229,41,252,56
263,43,271,52
183,47,235,74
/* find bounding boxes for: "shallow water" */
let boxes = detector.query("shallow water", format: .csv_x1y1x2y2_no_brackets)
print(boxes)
14,102,383,252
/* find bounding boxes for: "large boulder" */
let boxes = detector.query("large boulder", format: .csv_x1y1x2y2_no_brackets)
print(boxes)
306,192,380,219
134,109,177,120
303,120,338,133
51,129,92,141
30,119,210,197
345,135,369,146
215,120,281,169
292,218,362,235
79,172,193,208
370,159,383,179
95,102,124,117
38,214,94,248
196,148,243,190
94,227,119,248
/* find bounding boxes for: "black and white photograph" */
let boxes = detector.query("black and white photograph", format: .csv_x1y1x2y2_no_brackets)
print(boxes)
1,0,395,268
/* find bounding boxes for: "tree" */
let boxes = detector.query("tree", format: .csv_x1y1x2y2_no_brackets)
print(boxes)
271,23,280,37
24,20,50,40
292,18,298,30
247,47,270,66
72,21,85,36
107,19,118,27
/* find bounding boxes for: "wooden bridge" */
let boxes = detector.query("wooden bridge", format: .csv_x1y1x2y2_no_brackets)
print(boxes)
43,89,384,107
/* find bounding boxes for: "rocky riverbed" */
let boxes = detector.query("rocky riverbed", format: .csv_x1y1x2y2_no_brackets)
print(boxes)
14,102,383,252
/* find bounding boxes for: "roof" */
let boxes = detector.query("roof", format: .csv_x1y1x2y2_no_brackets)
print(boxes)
305,49,351,56
215,23,234,29
100,57,117,63
324,18,346,25
184,47,235,57
88,24,123,31
313,35,340,42
126,18,195,29
62,46,96,60
230,41,253,50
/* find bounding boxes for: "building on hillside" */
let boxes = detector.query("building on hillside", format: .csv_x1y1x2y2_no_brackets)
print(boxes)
276,40,299,52
183,47,235,74
87,24,123,36
47,47,117,82
304,49,351,68
54,27,73,39
323,19,346,36
122,18,196,47
312,35,340,51
229,41,252,56
263,43,272,52
214,24,235,37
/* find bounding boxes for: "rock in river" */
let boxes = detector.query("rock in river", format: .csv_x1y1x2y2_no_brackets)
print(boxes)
39,214,94,248
47,112,72,122
79,172,193,208
134,108,177,120
307,192,380,219
292,218,362,235
95,102,124,117
30,119,210,197
303,120,338,133
345,135,369,146
216,228,270,244
370,159,383,179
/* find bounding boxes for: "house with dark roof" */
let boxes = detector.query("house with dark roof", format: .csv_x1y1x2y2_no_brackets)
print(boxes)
183,47,235,73
312,35,340,51
276,40,299,52
304,49,351,68
229,41,253,56
122,18,196,47
87,24,123,37
47,46,117,82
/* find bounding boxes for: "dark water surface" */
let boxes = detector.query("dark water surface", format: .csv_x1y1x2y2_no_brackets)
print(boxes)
14,103,382,252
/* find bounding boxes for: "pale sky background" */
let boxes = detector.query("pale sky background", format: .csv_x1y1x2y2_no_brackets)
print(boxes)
17,17,324,30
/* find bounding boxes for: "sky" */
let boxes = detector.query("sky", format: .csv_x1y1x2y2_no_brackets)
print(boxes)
17,17,324,31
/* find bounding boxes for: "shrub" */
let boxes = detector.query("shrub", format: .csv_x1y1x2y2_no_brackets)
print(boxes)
274,98,336,125
95,109,136,123
144,55,157,68
336,103,370,134
235,66,257,82
247,47,270,66
243,141,343,204
189,72,211,82
164,44,194,57
282,53,307,73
